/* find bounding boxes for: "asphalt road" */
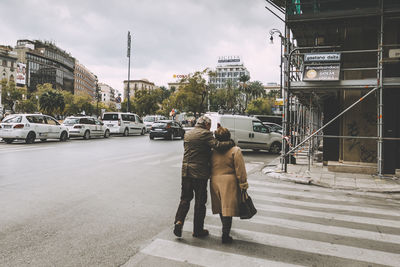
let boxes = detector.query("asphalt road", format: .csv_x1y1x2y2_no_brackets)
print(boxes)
0,134,277,266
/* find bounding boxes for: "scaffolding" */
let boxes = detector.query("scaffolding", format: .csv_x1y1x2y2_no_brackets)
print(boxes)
267,0,400,176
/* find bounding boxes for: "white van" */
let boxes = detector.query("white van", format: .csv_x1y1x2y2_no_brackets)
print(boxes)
205,113,282,153
102,112,145,136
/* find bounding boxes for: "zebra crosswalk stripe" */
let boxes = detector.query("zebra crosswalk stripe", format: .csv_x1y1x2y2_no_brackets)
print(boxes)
255,203,400,228
141,238,305,267
249,193,400,217
246,213,400,244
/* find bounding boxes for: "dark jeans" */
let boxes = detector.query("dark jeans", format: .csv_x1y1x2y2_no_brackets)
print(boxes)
174,177,208,233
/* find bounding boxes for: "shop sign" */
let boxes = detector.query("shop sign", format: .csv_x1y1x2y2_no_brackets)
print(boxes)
303,64,340,81
304,53,341,62
389,49,400,58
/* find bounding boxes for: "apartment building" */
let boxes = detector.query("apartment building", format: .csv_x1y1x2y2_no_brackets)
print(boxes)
209,56,250,89
74,60,97,99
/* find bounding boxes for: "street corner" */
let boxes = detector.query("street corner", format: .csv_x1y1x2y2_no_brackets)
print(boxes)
262,165,313,185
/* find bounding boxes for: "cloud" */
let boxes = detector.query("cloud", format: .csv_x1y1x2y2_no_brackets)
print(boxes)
1,0,283,90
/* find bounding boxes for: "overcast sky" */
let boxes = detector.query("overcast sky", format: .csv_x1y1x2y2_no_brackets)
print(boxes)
1,0,283,94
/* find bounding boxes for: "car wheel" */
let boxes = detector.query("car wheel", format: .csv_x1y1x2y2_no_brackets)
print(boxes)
169,132,174,140
3,138,15,144
104,129,110,138
269,142,282,154
123,128,129,136
83,130,90,140
141,128,145,135
25,132,36,144
60,131,68,142
149,135,154,140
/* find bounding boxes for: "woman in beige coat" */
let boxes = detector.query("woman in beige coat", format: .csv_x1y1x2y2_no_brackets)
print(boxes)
210,127,248,243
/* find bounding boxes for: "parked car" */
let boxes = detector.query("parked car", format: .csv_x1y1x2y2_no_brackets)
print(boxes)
262,122,283,134
149,120,185,140
102,112,146,136
205,113,282,153
0,114,69,144
62,116,110,139
143,115,167,132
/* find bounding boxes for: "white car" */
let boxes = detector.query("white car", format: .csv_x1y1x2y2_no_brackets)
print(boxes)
205,113,282,153
0,114,69,144
62,116,110,139
102,112,146,136
143,115,167,132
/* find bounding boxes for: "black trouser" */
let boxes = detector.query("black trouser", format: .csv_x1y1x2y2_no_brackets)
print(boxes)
219,214,232,236
174,177,208,233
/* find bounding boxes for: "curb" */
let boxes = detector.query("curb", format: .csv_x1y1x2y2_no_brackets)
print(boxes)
262,166,400,194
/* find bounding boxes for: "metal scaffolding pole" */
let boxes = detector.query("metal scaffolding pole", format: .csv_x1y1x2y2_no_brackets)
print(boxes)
282,22,291,172
377,0,384,177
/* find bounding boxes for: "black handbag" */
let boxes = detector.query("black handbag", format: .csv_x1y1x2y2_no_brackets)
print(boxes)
239,189,257,219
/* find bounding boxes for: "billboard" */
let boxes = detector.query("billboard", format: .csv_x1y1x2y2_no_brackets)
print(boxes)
303,64,340,81
16,63,26,85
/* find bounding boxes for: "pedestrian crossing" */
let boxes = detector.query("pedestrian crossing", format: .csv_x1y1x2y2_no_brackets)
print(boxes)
126,175,400,267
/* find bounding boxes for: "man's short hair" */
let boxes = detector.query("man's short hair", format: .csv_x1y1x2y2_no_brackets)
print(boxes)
195,115,211,128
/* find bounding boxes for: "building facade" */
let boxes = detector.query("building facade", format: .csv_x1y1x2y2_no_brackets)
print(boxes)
98,82,116,104
0,45,18,84
270,0,400,175
74,60,97,99
123,79,157,100
209,56,250,89
14,39,75,93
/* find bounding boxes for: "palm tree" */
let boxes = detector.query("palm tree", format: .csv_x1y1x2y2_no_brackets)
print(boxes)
239,75,250,112
248,81,266,100
39,90,65,116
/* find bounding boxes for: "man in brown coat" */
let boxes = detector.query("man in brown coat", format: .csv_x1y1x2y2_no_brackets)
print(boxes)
173,116,234,238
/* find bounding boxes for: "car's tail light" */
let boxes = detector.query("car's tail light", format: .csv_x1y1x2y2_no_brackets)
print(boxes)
13,124,24,129
118,119,121,126
73,125,82,129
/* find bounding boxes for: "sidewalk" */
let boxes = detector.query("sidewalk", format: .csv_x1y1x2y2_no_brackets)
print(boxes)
262,155,400,193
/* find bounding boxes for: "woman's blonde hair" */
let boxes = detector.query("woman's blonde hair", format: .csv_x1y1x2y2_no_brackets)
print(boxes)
214,126,231,141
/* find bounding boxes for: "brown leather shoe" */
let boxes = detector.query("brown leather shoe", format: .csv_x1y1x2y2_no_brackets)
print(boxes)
192,229,209,238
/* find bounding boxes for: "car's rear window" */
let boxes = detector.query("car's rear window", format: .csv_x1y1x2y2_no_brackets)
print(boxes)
153,122,167,128
3,116,22,123
63,118,80,125
103,114,119,120
144,117,155,122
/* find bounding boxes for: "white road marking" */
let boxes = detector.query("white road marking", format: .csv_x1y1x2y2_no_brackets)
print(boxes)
255,203,400,228
246,213,400,244
141,238,305,267
249,193,400,217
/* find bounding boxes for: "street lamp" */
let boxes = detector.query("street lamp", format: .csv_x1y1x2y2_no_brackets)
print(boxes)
269,28,284,98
